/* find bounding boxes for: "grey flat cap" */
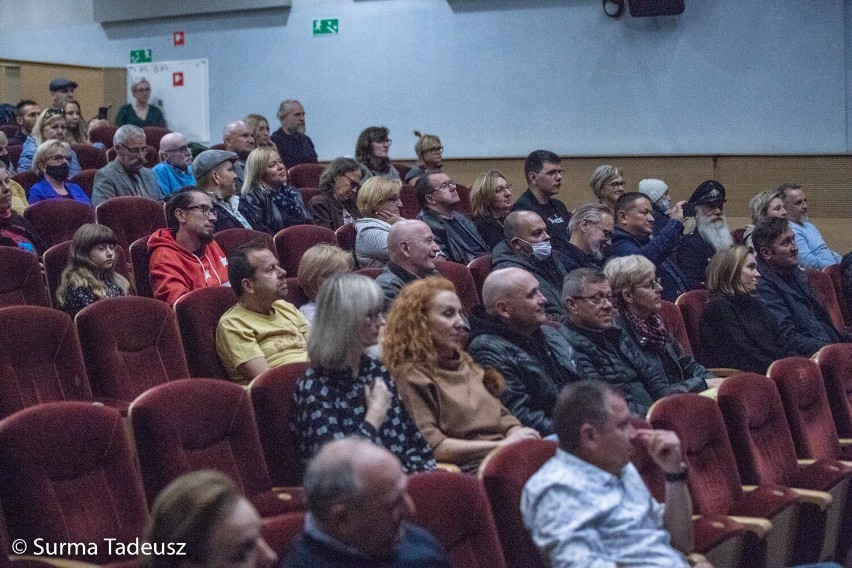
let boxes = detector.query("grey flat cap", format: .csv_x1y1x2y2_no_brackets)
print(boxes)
49,77,78,92
192,149,239,179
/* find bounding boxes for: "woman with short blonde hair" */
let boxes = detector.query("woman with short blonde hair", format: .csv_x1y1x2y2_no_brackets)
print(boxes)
239,146,312,234
297,243,354,321
604,255,718,393
353,177,403,268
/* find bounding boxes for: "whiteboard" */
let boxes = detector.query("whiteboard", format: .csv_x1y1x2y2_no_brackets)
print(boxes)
126,59,209,143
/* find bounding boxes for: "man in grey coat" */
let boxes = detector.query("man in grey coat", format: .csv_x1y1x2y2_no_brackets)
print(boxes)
468,268,579,437
92,125,160,206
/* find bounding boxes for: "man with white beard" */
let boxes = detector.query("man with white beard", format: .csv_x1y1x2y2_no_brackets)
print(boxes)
678,180,734,290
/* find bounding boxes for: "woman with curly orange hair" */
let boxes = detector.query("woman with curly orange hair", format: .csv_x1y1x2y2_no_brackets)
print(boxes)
383,276,540,471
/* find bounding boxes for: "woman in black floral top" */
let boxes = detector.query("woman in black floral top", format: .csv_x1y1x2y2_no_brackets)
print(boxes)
57,224,129,317
291,273,435,473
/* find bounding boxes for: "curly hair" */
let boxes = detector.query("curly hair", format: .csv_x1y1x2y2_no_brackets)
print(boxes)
383,276,477,378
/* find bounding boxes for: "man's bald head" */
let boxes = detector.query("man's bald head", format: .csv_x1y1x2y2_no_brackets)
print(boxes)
159,132,191,169
483,267,528,313
481,267,547,333
386,219,440,276
223,120,255,159
504,210,542,241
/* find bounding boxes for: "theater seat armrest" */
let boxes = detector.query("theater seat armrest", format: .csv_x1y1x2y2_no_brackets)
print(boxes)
839,438,852,446
797,459,817,466
436,462,461,473
708,368,740,377
725,516,772,538
699,387,717,400
686,553,709,566
789,487,833,510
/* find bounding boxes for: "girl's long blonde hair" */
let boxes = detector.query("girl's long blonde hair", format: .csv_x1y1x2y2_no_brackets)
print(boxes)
56,224,130,308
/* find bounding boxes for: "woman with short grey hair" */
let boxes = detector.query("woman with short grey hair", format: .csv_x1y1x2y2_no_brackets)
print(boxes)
292,273,436,473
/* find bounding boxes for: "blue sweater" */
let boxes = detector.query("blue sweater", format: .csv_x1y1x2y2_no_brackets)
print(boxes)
27,178,91,206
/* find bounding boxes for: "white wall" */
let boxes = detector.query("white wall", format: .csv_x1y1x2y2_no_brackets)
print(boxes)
1,0,847,158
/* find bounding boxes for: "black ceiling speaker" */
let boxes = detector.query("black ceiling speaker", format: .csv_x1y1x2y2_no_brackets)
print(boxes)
627,0,684,17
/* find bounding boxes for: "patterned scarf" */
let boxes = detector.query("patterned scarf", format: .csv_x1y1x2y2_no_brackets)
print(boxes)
270,185,307,219
623,309,669,351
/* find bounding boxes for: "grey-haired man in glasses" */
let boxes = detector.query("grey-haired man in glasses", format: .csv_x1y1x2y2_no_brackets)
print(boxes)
92,125,160,206
153,132,196,198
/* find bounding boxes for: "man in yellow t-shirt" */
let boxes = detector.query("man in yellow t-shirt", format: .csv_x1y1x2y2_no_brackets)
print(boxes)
216,240,309,384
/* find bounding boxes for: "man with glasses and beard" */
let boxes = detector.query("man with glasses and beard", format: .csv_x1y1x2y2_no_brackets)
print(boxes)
562,203,614,273
92,125,160,206
148,187,229,306
678,180,734,290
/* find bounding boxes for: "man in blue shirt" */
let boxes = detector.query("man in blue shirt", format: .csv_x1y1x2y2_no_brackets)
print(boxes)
152,132,196,198
780,183,842,269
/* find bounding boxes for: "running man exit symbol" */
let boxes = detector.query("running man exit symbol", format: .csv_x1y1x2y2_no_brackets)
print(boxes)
173,72,184,87
312,19,339,36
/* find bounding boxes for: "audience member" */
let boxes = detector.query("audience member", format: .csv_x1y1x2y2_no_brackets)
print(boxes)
590,164,626,212
354,176,403,268
405,131,443,185
384,277,540,472
513,150,571,252
780,182,842,269
559,268,661,416
563,203,613,272
0,163,46,254
375,219,441,304
141,470,277,568
292,274,436,472
18,108,82,176
297,243,354,322
115,78,167,127
283,438,446,568
271,99,318,169
610,192,688,302
310,157,363,230
27,140,91,205
0,131,15,177
355,126,401,181
91,125,160,206
243,113,274,148
752,217,847,355
638,178,676,235
468,268,579,437
492,210,569,323
701,245,790,373
152,132,196,198
9,100,40,146
239,146,312,235
522,381,705,568
469,169,513,250
605,255,719,392
678,180,734,289
193,149,252,231
63,100,107,146
48,77,76,110
222,120,255,189
744,189,787,247
56,224,129,317
415,171,487,264
148,187,229,306
216,239,308,383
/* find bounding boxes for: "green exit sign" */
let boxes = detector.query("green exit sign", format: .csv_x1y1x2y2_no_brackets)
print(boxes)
130,49,152,63
312,18,339,36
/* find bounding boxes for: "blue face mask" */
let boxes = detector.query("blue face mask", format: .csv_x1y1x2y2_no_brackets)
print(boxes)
658,198,671,210
518,238,552,260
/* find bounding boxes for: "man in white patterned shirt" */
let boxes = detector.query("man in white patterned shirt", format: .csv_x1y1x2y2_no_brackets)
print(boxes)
521,381,710,568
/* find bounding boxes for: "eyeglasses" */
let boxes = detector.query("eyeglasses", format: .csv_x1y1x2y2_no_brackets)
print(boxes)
182,204,217,217
120,144,148,155
365,309,385,323
433,180,457,192
133,87,151,93
588,220,613,240
568,293,614,306
425,146,443,153
608,180,626,188
164,145,191,154
45,154,70,164
636,277,662,291
343,175,361,191
372,139,392,146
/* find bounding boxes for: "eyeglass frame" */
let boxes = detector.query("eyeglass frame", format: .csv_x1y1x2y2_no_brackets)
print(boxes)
635,277,663,291
181,204,218,217
119,143,149,155
567,293,615,306
587,220,613,240
163,145,191,154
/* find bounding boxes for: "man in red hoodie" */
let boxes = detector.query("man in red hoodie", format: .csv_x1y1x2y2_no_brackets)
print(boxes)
148,186,230,306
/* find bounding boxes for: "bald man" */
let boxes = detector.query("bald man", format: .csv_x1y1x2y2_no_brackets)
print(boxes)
283,437,450,568
468,268,579,437
375,219,442,305
152,132,196,198
492,210,569,323
223,120,256,188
